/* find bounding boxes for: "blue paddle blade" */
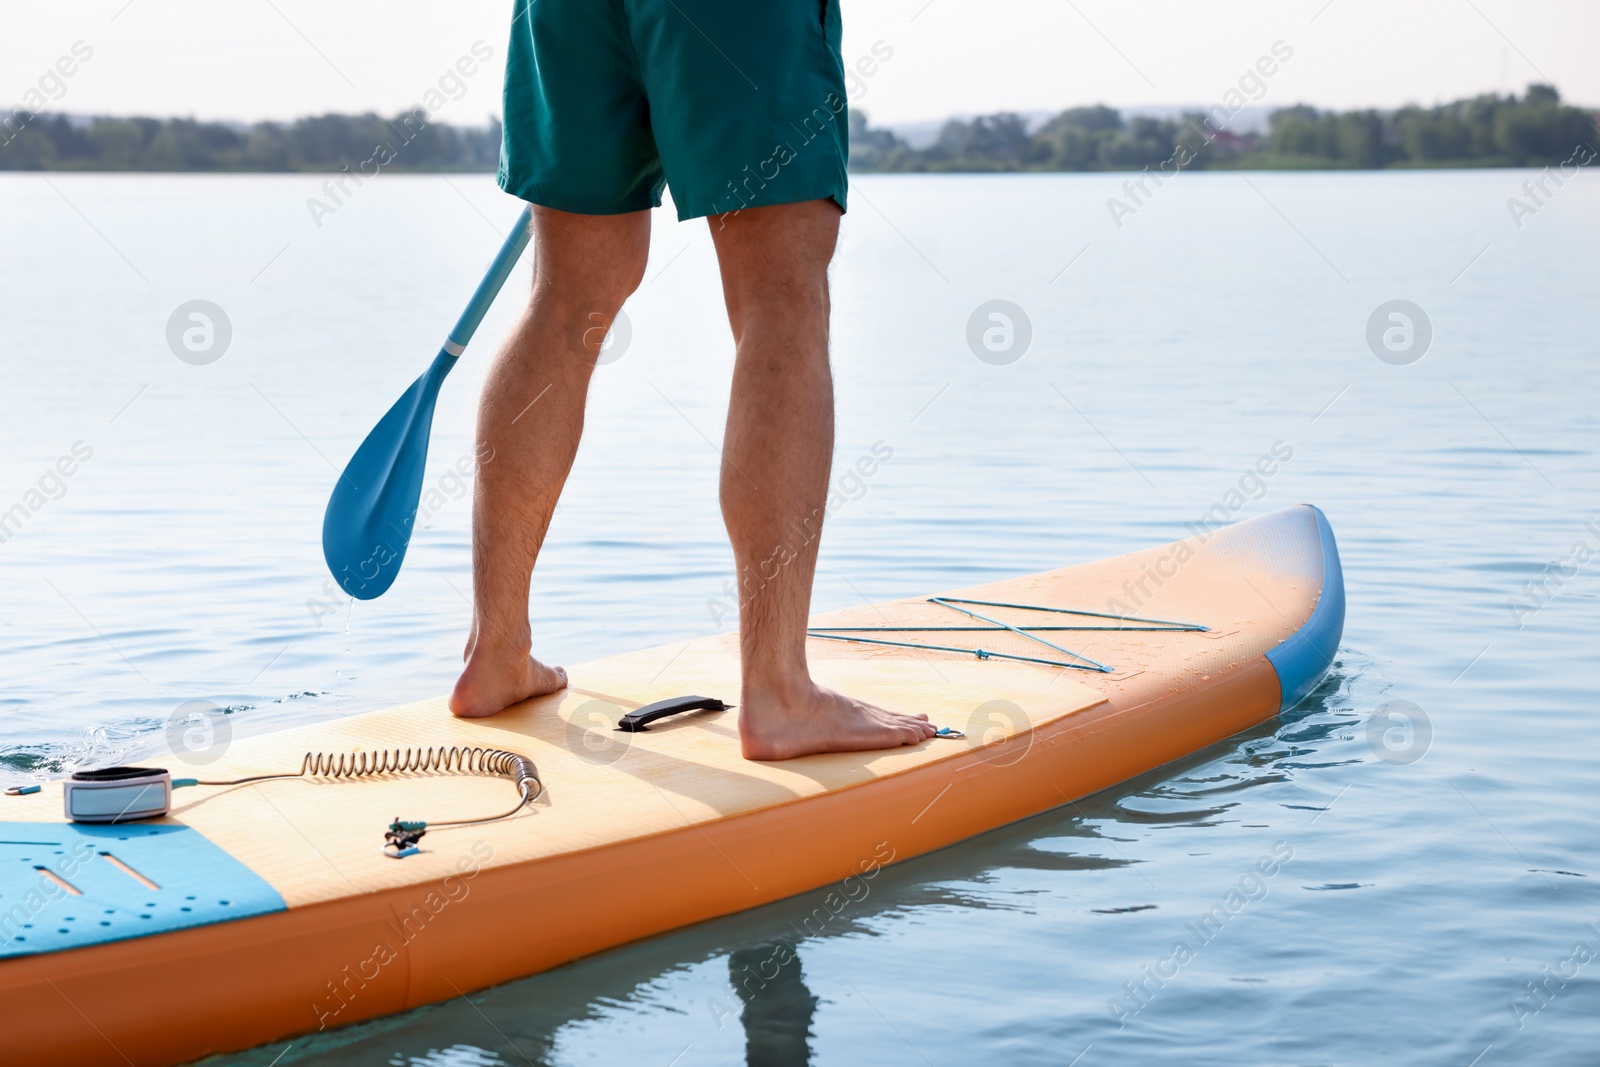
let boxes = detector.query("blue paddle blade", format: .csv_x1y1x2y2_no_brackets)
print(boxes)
322,350,458,600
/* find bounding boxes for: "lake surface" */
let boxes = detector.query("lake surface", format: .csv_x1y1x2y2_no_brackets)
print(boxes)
2,169,1597,1066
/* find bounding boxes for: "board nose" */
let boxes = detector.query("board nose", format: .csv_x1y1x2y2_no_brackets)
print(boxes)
1262,505,1346,711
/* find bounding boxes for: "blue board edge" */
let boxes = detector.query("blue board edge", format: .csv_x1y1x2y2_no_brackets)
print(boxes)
1263,504,1346,712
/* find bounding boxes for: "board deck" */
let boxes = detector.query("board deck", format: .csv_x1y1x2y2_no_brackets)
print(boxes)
1,504,1343,1066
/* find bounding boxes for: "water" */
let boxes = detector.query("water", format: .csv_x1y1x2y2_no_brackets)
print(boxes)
2,169,1597,1065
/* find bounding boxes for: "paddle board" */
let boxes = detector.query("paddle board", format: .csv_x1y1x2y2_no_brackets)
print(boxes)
0,504,1343,1065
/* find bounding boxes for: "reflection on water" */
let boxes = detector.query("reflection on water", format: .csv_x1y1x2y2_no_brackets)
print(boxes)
386,1046,507,1067
728,942,818,1067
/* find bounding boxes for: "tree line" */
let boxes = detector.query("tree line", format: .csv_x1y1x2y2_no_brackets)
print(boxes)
851,85,1597,172
0,111,501,171
2,85,1592,173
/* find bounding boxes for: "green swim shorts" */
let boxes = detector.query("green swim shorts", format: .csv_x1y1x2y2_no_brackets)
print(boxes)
498,0,849,221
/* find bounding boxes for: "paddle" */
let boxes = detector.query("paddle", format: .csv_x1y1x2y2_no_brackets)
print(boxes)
322,206,534,600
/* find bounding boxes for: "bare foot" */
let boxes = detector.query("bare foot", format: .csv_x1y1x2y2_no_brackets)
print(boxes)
738,679,937,760
450,644,567,719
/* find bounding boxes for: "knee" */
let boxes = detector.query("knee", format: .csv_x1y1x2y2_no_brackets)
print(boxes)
590,242,650,308
613,251,647,307
537,250,646,317
722,266,830,341
527,254,645,365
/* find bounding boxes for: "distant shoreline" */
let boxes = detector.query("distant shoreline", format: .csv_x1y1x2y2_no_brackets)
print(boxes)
3,86,1594,174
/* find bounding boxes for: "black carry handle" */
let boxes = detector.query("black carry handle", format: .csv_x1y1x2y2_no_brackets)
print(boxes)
615,695,731,732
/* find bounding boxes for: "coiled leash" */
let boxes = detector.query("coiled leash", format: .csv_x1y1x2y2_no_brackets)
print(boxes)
13,696,966,859
33,746,541,859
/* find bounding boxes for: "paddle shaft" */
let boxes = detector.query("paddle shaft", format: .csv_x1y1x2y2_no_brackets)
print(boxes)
443,205,535,356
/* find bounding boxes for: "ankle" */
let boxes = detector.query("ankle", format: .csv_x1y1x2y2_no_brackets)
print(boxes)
741,666,814,705
466,629,532,662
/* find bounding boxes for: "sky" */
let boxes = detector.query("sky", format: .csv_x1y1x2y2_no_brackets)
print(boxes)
3,0,1597,127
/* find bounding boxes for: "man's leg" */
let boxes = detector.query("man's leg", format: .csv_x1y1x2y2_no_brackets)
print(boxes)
451,205,651,718
709,200,936,759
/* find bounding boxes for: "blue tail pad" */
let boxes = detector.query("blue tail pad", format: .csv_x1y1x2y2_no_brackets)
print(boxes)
0,822,285,958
